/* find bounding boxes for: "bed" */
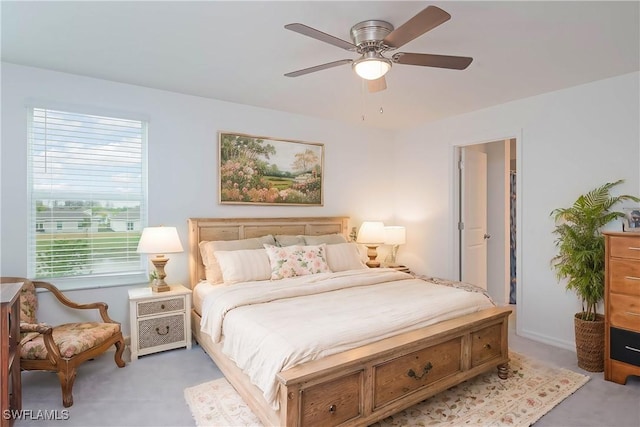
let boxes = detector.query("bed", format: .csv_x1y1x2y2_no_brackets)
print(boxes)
188,217,512,427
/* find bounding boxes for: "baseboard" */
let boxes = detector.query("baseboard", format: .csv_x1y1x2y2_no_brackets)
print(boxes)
517,328,576,352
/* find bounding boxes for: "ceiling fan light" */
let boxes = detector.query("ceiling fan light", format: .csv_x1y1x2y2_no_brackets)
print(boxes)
352,55,392,80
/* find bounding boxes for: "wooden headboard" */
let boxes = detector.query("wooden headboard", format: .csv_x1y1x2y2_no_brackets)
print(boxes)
187,217,350,288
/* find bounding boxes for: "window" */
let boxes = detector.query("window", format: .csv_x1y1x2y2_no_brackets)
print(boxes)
28,107,147,287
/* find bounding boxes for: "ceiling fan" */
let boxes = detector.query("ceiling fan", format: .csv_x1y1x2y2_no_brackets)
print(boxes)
284,5,472,92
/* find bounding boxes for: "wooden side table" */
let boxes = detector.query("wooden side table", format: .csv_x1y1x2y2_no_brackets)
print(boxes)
381,264,411,274
1,282,23,427
128,285,192,361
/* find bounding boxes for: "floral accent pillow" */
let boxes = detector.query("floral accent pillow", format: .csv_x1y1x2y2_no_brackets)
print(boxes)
264,244,331,280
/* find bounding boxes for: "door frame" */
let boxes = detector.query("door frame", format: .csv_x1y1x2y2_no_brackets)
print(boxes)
450,130,523,333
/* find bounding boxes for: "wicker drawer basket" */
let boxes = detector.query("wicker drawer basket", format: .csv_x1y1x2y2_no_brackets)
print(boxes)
137,313,185,350
137,297,184,317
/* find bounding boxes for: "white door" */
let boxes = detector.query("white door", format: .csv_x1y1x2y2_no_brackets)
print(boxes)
460,148,488,289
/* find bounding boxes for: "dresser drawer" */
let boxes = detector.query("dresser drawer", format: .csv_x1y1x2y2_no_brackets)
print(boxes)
300,370,363,427
610,327,640,367
137,313,185,350
373,337,462,408
608,259,640,296
609,236,640,260
471,324,503,367
137,296,184,317
608,293,640,330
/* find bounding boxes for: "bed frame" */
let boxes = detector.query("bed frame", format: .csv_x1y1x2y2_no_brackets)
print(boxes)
188,217,512,427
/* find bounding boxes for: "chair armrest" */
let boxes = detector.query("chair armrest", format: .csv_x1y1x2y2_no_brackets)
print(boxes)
20,322,59,363
33,280,119,324
20,321,52,335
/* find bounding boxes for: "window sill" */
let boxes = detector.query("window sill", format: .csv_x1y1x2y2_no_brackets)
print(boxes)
35,273,148,292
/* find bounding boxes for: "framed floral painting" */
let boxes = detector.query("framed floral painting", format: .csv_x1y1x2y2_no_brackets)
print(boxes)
219,132,324,206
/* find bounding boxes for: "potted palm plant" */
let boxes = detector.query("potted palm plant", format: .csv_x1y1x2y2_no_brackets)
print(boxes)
551,179,639,372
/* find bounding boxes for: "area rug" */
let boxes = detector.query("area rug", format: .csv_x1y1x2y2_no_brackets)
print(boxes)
184,352,589,427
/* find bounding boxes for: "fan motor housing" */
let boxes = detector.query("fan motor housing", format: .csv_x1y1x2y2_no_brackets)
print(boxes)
350,20,394,48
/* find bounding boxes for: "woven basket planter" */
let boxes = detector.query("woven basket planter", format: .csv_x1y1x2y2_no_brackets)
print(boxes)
574,313,605,372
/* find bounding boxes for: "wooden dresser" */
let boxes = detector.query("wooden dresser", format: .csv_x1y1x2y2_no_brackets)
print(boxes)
1,282,23,427
603,232,640,384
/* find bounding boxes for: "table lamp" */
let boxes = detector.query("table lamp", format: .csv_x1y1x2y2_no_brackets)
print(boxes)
136,226,184,292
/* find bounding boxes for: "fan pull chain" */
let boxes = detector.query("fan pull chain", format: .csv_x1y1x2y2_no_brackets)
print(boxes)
359,81,386,120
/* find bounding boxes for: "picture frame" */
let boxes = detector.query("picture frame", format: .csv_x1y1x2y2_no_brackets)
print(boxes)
622,208,640,232
219,132,324,206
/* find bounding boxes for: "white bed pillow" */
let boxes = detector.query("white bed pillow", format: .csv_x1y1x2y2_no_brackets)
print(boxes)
304,234,348,245
325,242,368,272
264,243,331,280
199,235,276,283
214,249,271,284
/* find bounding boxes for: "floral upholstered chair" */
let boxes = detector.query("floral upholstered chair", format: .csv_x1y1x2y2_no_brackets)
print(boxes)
0,277,126,407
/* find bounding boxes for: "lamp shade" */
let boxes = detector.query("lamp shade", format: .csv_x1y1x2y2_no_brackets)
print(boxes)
384,226,406,245
136,226,184,254
356,221,386,244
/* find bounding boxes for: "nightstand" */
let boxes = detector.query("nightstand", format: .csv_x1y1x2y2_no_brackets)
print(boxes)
128,284,192,360
382,264,411,274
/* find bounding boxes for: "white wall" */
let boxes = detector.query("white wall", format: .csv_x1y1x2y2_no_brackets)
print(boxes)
394,71,640,349
2,63,639,351
0,63,396,335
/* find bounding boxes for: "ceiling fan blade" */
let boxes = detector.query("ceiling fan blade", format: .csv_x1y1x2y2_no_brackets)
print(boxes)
285,23,356,51
368,76,387,93
393,52,473,70
284,59,353,77
383,6,451,49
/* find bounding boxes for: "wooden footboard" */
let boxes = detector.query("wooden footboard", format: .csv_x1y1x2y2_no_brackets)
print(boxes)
192,306,512,427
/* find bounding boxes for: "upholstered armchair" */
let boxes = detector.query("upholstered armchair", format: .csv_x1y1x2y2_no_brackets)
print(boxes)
0,277,125,407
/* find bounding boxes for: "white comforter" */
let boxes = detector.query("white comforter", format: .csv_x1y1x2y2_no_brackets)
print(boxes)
199,269,494,409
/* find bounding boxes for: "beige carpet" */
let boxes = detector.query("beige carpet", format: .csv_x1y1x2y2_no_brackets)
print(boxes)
184,352,589,427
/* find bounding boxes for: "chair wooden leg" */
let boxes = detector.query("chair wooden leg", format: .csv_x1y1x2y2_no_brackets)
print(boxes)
57,366,76,408
114,336,126,368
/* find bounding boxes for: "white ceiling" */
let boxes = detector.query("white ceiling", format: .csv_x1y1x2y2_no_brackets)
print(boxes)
2,1,638,130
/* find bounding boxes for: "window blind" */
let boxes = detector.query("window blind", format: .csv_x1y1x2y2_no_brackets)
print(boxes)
28,107,148,285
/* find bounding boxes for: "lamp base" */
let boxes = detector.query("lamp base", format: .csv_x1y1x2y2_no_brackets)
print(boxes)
151,279,171,293
150,256,171,292
382,245,402,268
365,244,381,268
